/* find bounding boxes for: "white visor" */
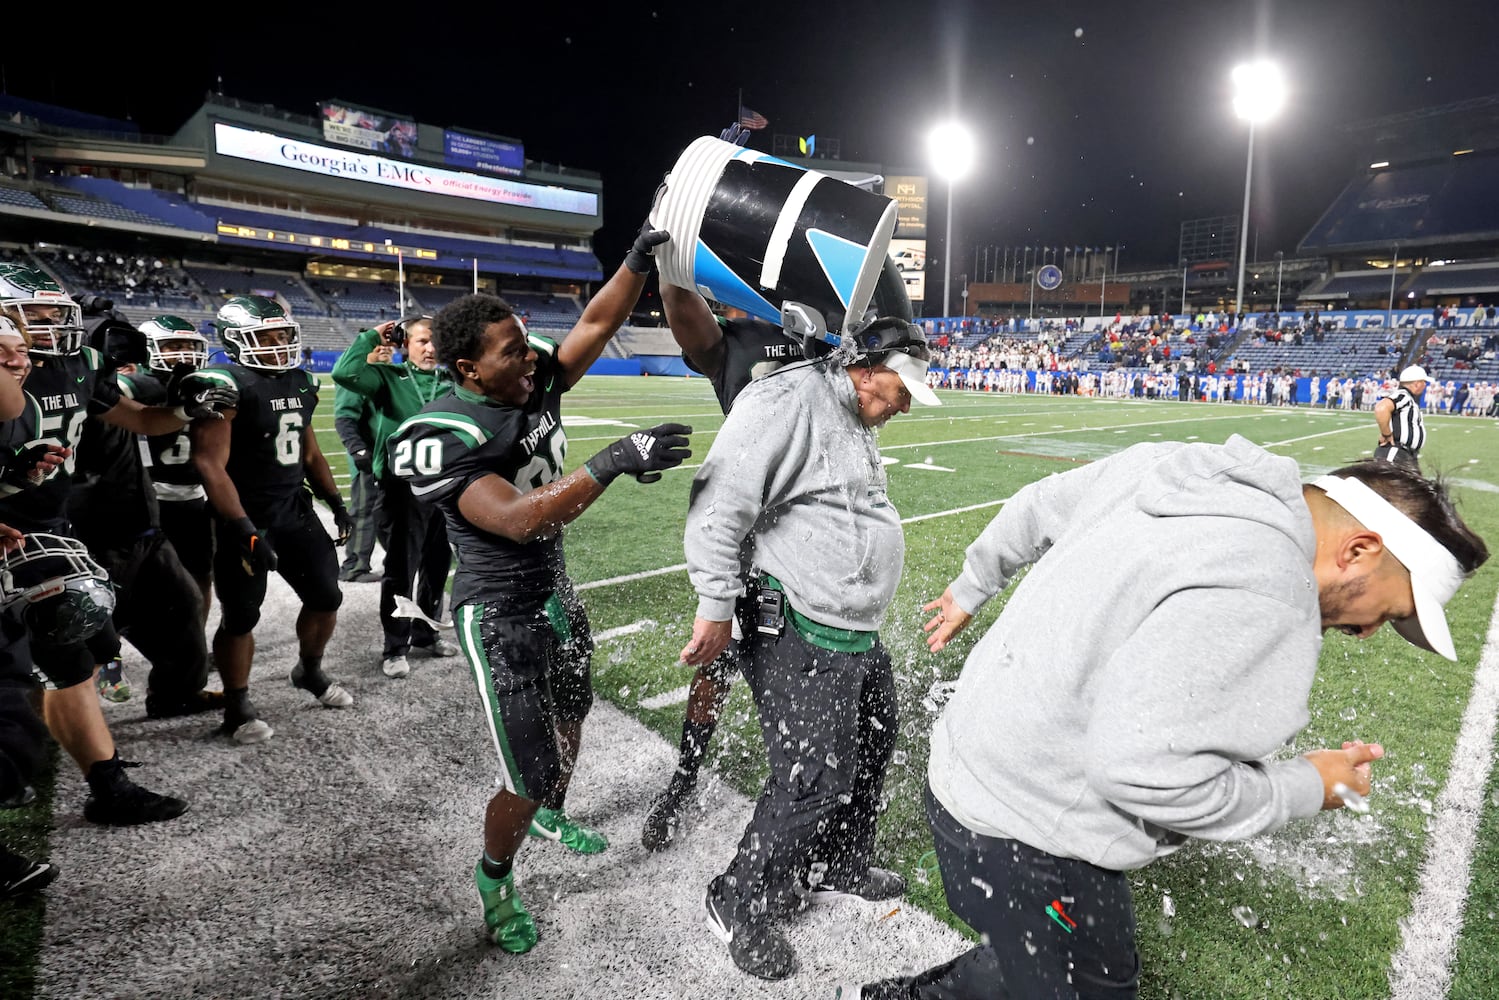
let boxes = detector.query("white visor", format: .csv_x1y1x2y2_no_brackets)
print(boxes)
1312,475,1467,660
882,350,941,407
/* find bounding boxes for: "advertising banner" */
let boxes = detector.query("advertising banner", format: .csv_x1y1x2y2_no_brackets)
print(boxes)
443,130,525,177
319,102,418,158
889,237,926,301
213,123,598,216
885,175,928,238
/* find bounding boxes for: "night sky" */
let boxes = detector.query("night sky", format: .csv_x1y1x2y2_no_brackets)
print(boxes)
4,1,1496,276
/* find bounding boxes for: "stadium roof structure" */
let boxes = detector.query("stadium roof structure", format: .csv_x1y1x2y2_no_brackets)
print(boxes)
1301,94,1499,256
1298,150,1499,255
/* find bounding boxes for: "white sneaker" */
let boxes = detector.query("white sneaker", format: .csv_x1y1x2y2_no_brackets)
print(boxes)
426,638,460,658
229,718,274,745
382,655,410,678
316,684,355,708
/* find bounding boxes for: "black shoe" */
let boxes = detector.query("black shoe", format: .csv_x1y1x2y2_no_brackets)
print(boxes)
145,689,225,720
641,773,695,852
339,570,381,583
843,980,912,1000
704,876,797,981
812,866,907,904
0,847,57,899
0,785,36,809
82,756,188,827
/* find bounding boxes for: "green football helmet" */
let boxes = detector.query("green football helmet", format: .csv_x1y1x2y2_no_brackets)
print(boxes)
0,263,84,356
214,295,301,372
0,533,116,645
140,315,209,374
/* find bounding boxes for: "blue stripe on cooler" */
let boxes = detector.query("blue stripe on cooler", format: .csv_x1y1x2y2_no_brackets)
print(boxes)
692,238,782,324
805,228,873,309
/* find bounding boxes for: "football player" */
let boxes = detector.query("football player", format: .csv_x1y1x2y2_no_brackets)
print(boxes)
388,225,686,954
127,316,216,619
71,313,229,717
0,265,207,825
191,296,353,746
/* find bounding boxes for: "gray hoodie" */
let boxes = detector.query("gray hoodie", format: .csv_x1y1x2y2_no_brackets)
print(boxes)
928,435,1327,871
685,361,904,630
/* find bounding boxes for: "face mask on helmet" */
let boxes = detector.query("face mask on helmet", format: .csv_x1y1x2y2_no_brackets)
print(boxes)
0,265,85,358
0,534,116,645
140,317,209,374
216,297,302,372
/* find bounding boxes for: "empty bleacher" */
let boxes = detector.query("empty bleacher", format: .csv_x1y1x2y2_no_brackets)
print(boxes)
0,187,48,211
1222,325,1406,376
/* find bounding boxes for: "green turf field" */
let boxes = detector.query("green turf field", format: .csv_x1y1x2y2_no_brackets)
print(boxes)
4,374,1498,999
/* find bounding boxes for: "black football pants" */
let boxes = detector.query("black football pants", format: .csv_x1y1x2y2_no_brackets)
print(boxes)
718,617,897,922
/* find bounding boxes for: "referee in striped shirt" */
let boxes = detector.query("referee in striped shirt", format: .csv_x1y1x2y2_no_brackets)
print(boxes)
1374,364,1429,472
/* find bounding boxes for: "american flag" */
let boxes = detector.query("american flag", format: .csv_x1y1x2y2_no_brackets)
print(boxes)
738,106,769,130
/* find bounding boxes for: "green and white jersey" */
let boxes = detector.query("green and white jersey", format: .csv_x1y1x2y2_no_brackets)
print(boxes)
117,370,203,500
193,363,318,519
387,337,568,606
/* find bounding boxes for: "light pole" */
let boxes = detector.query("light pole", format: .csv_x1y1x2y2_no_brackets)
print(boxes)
1231,60,1286,320
927,121,976,320
1274,250,1284,314
1387,242,1399,330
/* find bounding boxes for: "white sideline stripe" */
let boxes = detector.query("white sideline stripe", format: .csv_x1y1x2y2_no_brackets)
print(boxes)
575,497,1016,595
878,410,1259,451
576,564,688,591
638,684,691,710
591,619,655,642
1388,587,1499,1000
901,497,1010,524
1260,425,1369,448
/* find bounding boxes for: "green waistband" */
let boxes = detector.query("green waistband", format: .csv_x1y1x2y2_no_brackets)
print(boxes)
760,574,876,654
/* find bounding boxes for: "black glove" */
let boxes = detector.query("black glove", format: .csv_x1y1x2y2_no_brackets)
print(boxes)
0,443,62,492
585,423,692,485
625,223,670,275
233,517,277,577
350,449,373,474
328,500,353,546
167,364,238,421
718,122,751,147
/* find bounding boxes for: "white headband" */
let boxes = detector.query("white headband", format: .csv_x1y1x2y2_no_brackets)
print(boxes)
1312,474,1466,660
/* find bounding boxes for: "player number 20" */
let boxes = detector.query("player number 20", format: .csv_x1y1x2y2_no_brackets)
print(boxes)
391,438,442,477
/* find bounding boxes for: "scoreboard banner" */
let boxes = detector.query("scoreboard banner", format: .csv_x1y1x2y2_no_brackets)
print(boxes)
213,123,598,216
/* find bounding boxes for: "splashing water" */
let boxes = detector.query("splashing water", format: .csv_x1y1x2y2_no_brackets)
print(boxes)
1339,706,1357,722
1333,782,1370,814
1231,905,1258,928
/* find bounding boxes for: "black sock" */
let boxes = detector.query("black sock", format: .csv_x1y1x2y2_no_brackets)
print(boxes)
224,686,250,718
677,720,714,777
480,853,512,881
294,658,329,696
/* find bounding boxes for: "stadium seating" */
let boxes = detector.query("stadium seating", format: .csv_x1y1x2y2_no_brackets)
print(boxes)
0,187,48,211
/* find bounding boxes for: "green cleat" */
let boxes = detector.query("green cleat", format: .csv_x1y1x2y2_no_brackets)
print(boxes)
528,806,609,854
474,862,538,954
97,659,131,703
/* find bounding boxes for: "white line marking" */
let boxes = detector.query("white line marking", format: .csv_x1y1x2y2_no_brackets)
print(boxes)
1388,587,1499,1000
638,685,692,710
574,497,1016,591
592,619,656,642
904,463,956,472
576,564,688,591
1260,425,1369,448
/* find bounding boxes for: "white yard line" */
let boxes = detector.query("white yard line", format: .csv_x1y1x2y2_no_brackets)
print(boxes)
576,564,689,592
1259,425,1371,448
638,685,692,710
1388,587,1499,1000
591,619,656,642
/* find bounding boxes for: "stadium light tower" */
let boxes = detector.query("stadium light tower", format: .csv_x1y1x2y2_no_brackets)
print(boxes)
1231,60,1286,321
928,121,976,321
